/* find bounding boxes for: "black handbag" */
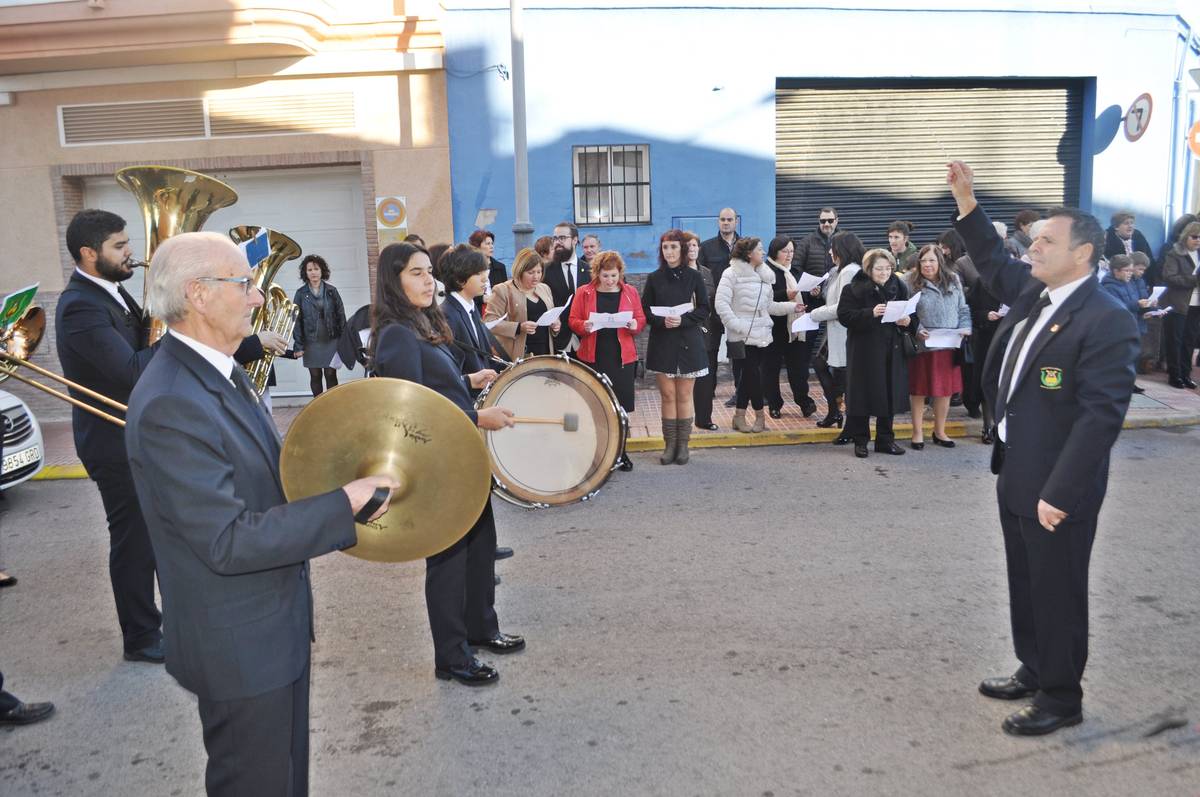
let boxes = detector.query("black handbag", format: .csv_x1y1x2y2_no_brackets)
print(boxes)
900,329,919,359
954,336,974,366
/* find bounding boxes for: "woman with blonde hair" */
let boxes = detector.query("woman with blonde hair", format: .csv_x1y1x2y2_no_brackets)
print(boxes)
483,247,561,361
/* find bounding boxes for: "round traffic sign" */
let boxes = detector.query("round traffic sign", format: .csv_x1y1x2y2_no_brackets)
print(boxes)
1123,93,1152,142
1189,121,1200,158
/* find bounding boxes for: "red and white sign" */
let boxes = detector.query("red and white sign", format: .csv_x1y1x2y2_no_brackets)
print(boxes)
1188,121,1200,158
1124,93,1152,142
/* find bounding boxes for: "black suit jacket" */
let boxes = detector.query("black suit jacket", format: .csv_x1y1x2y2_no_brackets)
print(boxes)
54,272,154,466
698,234,738,334
125,334,356,702
956,206,1138,519
1103,227,1152,260
542,258,588,349
373,323,479,423
442,294,499,378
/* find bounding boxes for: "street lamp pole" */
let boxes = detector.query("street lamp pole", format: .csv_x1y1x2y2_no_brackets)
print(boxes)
510,0,534,251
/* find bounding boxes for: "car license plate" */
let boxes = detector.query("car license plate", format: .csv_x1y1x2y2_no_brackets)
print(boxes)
2,445,40,474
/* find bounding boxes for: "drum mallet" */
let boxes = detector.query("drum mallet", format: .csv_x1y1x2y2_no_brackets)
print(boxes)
511,413,579,432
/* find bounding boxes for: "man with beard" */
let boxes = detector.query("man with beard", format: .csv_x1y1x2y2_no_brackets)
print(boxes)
793,206,839,277
56,209,165,663
543,222,589,352
55,210,287,663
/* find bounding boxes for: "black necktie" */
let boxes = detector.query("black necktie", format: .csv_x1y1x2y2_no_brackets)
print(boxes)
566,264,575,294
995,292,1052,422
116,284,142,319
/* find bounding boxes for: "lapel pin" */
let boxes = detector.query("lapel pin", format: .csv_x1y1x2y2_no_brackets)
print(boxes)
1050,324,1060,333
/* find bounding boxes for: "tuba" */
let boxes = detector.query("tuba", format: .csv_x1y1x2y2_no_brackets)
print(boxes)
116,166,238,343
229,226,302,394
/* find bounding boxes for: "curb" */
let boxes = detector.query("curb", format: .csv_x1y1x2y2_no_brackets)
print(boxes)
29,414,1200,480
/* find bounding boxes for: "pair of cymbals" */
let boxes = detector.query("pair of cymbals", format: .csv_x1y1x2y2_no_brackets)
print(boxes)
280,378,491,562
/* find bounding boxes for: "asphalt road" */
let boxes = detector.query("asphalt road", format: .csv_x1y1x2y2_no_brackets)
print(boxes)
1,427,1198,796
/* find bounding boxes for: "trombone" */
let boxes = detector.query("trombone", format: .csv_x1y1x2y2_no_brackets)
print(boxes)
0,306,128,427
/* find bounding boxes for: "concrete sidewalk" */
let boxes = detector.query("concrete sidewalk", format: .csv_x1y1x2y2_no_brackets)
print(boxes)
31,367,1200,479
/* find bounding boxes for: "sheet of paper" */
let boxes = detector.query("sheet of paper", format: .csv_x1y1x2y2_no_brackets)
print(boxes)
536,305,567,326
650,302,693,317
588,311,633,330
924,329,964,350
791,314,820,333
1146,308,1171,317
881,295,920,323
997,304,1010,317
484,313,506,330
1149,285,1167,304
795,272,830,293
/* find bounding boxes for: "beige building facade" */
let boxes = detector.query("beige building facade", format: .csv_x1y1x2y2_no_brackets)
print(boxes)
0,0,453,410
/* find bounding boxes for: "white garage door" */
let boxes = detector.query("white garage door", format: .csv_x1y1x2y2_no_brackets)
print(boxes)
84,166,369,398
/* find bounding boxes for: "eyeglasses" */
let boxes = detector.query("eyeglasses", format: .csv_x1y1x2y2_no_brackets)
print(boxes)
552,234,573,242
1189,235,1200,240
196,276,254,295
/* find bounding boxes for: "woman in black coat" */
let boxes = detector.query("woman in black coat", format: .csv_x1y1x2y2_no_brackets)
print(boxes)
292,254,347,397
642,229,711,465
837,248,915,458
370,242,521,687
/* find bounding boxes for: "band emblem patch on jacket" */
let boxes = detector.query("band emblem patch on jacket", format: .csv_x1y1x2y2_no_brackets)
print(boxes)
1040,367,1063,389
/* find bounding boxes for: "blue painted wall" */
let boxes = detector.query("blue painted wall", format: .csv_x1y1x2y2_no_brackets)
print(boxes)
443,1,1200,270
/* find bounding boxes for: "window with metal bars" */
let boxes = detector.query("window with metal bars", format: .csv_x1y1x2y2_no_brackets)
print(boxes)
572,144,651,225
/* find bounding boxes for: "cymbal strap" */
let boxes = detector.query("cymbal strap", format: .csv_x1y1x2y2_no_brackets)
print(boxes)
353,485,391,524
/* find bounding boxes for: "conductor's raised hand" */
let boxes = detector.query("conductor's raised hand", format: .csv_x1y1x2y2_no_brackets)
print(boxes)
946,161,978,217
343,476,401,523
477,405,515,431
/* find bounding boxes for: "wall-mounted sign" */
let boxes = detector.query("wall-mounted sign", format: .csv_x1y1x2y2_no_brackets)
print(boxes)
375,196,408,247
1123,93,1152,142
1188,121,1200,158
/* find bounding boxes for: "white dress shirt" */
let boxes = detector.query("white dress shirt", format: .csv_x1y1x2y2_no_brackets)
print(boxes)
169,329,236,381
75,267,132,314
997,272,1092,442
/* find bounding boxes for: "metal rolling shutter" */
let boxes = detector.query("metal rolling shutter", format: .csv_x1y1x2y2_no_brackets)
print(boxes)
776,81,1083,250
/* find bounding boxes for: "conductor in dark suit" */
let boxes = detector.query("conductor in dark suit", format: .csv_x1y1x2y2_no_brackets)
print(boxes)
542,222,589,352
125,231,396,795
948,162,1138,736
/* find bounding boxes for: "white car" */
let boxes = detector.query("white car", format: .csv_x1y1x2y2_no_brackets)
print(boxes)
1,387,45,489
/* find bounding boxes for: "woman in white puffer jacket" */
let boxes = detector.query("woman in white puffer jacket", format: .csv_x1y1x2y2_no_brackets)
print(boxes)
716,236,804,432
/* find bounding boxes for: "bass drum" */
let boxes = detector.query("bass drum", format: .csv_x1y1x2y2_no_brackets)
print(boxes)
475,354,628,508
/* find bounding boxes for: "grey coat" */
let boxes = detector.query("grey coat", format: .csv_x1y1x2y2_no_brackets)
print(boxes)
911,275,972,333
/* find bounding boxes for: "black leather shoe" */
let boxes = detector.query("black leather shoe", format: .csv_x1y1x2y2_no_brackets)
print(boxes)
981,426,995,445
979,675,1037,700
799,397,818,417
1185,378,1199,389
469,633,526,654
949,393,963,406
1002,705,1082,736
816,412,843,428
910,440,925,450
695,421,718,431
435,658,499,686
495,546,514,561
932,435,956,448
832,433,851,446
494,574,501,586
0,700,55,726
1131,384,1145,394
768,408,782,419
854,443,869,458
723,396,737,408
0,573,16,588
875,442,905,455
123,641,165,664
618,454,634,472
1169,378,1188,389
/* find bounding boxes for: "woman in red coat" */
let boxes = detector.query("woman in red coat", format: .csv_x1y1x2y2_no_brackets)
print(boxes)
568,250,646,470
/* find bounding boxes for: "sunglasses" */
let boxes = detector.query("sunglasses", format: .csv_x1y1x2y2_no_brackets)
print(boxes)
819,219,837,225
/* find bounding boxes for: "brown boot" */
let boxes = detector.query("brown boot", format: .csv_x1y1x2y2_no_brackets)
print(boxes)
752,409,767,432
674,418,693,464
659,417,678,464
732,409,751,433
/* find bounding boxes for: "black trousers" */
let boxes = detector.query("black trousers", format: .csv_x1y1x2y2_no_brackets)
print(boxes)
734,345,767,410
88,461,162,652
1165,306,1200,377
308,368,338,397
999,502,1096,716
844,414,894,445
693,348,719,426
425,499,500,668
198,660,310,797
763,338,812,411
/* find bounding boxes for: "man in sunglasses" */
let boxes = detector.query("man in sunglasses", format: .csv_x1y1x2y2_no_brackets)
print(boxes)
794,207,840,277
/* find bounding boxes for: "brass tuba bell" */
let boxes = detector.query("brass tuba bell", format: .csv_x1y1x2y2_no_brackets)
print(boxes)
229,225,302,394
116,166,239,343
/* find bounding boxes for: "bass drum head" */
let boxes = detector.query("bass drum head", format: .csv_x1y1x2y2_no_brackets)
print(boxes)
478,355,624,506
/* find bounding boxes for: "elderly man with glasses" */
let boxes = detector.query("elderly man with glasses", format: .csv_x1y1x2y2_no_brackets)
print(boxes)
125,231,396,795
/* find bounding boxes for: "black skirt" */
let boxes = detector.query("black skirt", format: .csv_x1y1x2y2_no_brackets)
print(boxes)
592,291,635,412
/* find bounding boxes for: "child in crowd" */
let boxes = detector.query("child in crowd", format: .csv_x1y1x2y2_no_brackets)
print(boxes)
1101,254,1153,393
